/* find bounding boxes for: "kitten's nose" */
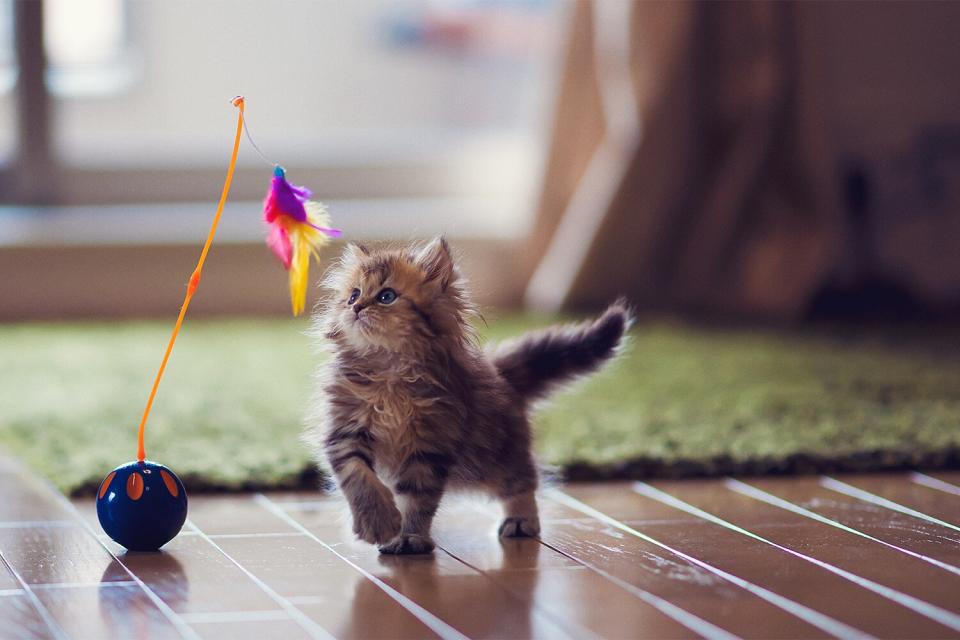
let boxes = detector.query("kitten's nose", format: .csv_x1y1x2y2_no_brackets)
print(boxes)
352,303,364,315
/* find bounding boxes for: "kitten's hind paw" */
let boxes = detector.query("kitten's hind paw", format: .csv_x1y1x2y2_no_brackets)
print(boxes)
498,516,541,538
379,534,435,555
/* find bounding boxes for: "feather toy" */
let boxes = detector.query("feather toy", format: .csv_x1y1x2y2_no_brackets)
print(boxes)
263,166,342,315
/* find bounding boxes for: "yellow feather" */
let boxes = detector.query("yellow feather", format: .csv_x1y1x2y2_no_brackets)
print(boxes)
287,201,336,316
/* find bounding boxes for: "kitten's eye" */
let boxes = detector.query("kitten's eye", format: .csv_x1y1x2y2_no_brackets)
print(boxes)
376,288,398,304
348,289,360,305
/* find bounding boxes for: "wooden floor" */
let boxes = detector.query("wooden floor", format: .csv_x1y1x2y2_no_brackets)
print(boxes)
0,455,958,639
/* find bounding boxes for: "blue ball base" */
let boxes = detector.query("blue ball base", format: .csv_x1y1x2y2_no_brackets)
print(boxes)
96,460,188,552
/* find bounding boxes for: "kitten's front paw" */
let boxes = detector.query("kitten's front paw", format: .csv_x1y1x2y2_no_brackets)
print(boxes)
352,494,402,545
498,516,541,538
379,533,435,555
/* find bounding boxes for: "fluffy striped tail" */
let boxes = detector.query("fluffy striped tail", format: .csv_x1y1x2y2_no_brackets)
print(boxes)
491,300,632,405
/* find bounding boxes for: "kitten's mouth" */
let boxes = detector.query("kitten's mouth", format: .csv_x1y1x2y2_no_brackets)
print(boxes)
352,314,373,333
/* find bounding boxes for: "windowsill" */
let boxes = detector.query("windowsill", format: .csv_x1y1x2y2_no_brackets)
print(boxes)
0,195,533,247
0,198,533,319
46,55,142,98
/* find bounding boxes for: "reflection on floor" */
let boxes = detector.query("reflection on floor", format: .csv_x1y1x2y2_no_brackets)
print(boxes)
0,453,958,639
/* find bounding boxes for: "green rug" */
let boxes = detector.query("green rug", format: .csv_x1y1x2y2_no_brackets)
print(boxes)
3,315,959,496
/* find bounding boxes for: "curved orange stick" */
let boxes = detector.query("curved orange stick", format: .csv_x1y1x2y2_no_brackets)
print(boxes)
136,96,246,462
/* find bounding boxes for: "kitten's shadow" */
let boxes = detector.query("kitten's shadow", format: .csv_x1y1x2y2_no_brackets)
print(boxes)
344,553,445,638
347,537,540,638
498,535,547,572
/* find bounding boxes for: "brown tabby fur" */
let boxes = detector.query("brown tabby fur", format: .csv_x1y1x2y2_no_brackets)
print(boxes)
305,238,630,554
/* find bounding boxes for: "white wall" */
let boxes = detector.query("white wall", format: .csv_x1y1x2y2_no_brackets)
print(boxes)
51,0,565,179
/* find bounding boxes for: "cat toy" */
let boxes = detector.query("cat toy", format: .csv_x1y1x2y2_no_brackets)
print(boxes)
96,97,341,551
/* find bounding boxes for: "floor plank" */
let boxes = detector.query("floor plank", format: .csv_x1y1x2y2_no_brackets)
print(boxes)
541,488,832,639
642,479,960,637
4,458,959,640
432,499,581,572
189,618,312,640
823,475,960,526
0,468,72,523
736,476,960,571
35,584,181,640
0,555,20,592
187,496,299,536
0,525,128,585
434,498,700,639
574,482,955,639
212,530,440,640
0,593,54,640
102,535,283,616
265,493,576,640
190,494,441,640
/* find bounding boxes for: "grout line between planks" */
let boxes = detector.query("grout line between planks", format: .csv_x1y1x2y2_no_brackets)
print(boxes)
821,477,960,534
910,473,960,497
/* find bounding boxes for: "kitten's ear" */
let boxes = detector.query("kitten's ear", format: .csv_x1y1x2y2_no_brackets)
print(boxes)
341,242,370,266
415,237,454,290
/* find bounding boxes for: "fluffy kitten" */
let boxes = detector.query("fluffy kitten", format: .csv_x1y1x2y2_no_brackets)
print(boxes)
305,238,630,555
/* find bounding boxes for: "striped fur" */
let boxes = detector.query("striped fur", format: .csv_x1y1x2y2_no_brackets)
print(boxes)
489,299,632,405
305,238,630,554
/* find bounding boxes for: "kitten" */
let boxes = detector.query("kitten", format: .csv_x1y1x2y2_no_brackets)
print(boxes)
305,238,630,555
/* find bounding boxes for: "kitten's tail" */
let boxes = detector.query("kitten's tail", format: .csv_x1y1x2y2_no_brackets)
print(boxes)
491,299,632,406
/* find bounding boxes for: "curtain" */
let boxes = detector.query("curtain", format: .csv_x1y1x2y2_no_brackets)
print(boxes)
525,0,960,319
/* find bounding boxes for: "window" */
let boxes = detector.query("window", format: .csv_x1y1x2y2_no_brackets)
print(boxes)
3,0,568,240
0,0,15,162
44,0,135,97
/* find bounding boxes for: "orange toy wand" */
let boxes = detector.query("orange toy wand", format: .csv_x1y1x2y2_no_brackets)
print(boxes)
135,96,245,462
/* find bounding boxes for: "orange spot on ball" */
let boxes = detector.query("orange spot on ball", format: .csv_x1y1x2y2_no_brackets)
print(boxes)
160,470,179,498
98,471,116,500
126,472,144,501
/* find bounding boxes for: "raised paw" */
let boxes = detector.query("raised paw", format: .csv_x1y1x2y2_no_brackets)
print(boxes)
378,533,435,555
498,516,541,538
352,494,402,545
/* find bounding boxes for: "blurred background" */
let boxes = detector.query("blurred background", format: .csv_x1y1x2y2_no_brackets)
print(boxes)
2,1,960,493
2,0,960,321
0,0,565,317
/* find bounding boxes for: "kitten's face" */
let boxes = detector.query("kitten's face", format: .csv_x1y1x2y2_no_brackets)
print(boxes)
322,239,461,353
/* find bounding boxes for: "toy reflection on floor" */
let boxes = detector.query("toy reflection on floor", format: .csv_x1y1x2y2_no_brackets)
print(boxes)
95,97,340,551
